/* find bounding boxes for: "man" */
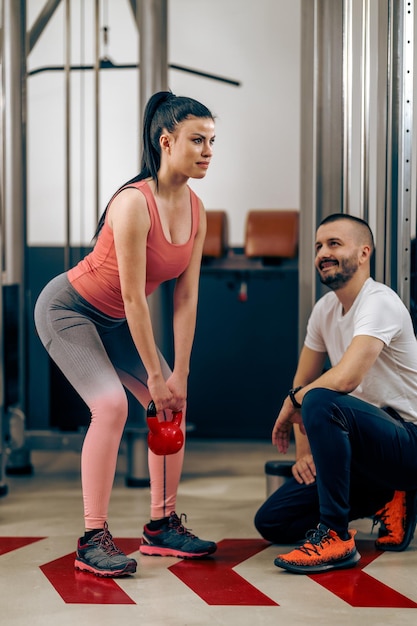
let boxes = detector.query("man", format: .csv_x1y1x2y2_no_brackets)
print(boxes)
255,213,417,574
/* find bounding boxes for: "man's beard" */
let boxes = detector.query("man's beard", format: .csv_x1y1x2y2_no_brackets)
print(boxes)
318,257,359,290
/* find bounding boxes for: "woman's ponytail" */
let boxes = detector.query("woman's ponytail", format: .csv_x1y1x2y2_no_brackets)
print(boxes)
141,91,174,182
92,90,213,241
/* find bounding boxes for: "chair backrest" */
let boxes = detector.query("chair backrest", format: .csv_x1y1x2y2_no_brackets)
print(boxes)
244,210,299,259
203,210,229,258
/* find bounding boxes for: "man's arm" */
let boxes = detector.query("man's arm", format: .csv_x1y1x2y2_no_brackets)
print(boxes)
294,334,384,405
273,334,385,453
272,345,326,450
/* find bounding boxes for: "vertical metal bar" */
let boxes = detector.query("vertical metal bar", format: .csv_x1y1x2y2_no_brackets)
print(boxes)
299,0,319,348
373,0,389,285
0,0,7,496
2,0,28,476
396,0,413,306
94,0,100,222
318,0,344,222
361,0,370,222
299,0,344,349
343,0,353,215
3,0,27,409
3,0,26,286
387,0,414,303
384,0,395,287
64,0,71,269
0,0,4,278
138,0,168,125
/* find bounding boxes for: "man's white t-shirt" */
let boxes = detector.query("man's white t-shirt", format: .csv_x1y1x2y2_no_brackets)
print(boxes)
305,277,417,424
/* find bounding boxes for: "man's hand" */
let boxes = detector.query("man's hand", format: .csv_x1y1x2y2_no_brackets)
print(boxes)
272,397,305,453
292,453,316,485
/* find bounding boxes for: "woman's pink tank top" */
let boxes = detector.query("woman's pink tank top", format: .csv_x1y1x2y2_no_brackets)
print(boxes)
68,180,200,318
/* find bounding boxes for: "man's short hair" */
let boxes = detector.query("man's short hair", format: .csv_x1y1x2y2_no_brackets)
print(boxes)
319,213,375,253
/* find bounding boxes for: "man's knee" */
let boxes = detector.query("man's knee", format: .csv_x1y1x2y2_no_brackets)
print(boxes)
302,388,343,429
254,506,293,543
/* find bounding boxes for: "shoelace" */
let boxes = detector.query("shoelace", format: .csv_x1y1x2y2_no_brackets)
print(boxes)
372,506,390,533
93,522,124,556
169,512,197,538
372,492,407,536
297,527,335,556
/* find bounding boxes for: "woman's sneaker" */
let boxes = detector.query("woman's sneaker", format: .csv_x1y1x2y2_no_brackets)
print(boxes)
74,522,137,577
139,511,217,558
274,523,360,574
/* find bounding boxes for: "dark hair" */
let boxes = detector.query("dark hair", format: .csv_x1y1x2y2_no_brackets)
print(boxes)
319,213,375,253
93,91,214,240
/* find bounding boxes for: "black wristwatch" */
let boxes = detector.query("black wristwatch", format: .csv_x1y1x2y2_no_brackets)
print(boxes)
288,386,303,409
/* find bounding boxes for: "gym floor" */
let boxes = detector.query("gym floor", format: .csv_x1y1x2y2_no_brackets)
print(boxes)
1,438,416,626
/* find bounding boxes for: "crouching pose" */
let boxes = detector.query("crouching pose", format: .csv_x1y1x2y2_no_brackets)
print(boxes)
255,214,417,574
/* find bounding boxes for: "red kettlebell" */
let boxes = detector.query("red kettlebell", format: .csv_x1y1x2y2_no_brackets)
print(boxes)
146,400,184,455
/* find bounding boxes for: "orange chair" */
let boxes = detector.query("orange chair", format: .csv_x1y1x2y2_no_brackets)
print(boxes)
203,210,229,258
244,210,299,259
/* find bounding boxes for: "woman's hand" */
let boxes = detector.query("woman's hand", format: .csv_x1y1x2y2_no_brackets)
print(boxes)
165,371,187,413
292,454,316,485
147,374,174,413
147,372,187,413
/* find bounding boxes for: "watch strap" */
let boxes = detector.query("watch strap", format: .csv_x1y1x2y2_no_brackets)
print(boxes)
288,385,303,409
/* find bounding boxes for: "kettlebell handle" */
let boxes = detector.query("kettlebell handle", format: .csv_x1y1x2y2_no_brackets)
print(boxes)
147,400,157,417
147,400,182,421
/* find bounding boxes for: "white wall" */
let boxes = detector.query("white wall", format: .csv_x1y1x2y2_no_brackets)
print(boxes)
27,0,301,246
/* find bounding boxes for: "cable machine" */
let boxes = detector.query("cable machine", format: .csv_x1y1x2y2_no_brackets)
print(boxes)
0,0,415,494
299,0,415,345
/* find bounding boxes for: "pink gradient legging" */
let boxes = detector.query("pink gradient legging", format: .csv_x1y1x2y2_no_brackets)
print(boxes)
34,273,185,528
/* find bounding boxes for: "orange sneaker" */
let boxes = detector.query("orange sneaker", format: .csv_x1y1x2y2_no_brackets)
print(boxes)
373,490,417,552
274,524,360,574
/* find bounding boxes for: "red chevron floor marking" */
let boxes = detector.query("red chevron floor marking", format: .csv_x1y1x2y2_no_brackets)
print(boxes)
40,538,139,604
3,536,415,607
308,540,417,608
0,537,46,555
168,538,278,606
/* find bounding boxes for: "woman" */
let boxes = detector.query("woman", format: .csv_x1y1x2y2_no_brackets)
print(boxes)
34,91,217,577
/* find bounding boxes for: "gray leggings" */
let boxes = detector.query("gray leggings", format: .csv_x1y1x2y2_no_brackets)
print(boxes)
34,273,172,411
34,273,184,526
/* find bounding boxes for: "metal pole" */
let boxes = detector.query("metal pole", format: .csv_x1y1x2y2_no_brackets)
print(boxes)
394,0,414,306
94,0,100,222
343,0,353,216
299,0,344,348
3,0,26,287
2,0,31,476
0,0,7,496
373,0,390,285
384,0,414,302
361,0,370,223
64,0,71,270
138,0,168,122
298,0,319,348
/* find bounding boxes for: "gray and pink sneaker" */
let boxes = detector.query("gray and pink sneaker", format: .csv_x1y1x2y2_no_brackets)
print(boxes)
75,522,137,577
140,511,217,559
